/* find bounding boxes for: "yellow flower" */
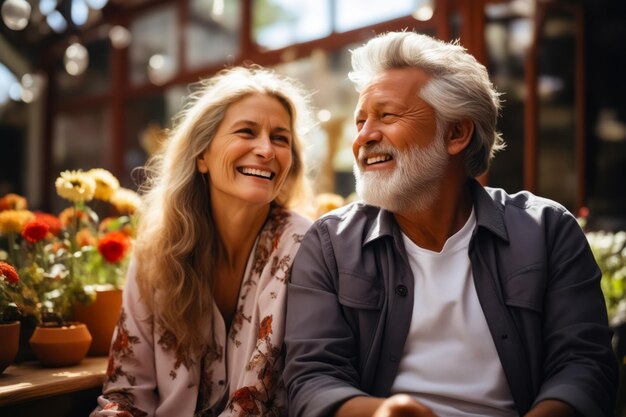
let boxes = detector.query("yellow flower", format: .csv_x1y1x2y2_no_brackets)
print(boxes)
55,170,96,203
0,210,35,234
110,188,142,215
87,169,120,201
314,193,346,219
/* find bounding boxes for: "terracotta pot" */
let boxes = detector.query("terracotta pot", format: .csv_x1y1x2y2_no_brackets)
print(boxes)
0,321,20,374
29,323,92,367
74,288,123,356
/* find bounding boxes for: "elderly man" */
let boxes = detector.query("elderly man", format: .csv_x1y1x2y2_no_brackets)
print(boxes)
284,32,617,417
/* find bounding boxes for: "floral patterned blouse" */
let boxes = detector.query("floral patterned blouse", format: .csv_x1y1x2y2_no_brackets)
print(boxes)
91,207,311,417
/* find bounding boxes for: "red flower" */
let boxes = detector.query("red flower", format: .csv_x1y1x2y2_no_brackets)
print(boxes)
0,261,19,284
21,219,50,243
33,211,62,236
98,231,130,263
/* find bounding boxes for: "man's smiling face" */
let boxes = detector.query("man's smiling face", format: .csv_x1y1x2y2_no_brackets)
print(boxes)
352,67,449,212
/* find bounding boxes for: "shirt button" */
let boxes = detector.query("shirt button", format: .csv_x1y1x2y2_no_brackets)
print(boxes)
395,285,408,297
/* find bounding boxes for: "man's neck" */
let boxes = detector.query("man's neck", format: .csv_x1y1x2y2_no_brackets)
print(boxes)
394,179,473,252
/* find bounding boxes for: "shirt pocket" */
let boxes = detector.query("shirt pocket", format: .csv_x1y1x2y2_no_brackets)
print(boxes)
337,270,383,310
502,263,547,313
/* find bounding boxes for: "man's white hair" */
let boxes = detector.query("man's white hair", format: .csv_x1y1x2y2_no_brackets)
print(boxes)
349,31,504,177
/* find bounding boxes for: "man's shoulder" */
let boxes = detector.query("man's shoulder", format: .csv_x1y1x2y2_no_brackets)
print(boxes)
313,201,384,232
479,185,577,243
484,186,569,215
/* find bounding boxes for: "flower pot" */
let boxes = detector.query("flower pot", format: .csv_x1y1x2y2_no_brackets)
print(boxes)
29,323,92,367
0,321,20,374
74,288,123,356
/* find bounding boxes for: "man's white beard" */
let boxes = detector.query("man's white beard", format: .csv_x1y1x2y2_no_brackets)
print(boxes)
353,133,449,213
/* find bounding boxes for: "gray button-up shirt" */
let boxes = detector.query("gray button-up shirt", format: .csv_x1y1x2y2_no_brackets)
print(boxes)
284,180,617,417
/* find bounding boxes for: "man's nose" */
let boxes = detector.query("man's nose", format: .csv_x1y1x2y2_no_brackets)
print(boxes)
354,119,383,147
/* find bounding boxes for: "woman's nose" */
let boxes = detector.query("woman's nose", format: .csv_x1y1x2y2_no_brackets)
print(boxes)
255,135,275,159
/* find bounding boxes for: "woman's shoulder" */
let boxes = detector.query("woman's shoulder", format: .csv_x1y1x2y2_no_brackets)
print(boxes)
268,206,312,233
282,208,313,231
262,207,312,254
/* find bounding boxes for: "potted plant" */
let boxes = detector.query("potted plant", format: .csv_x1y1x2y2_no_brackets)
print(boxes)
56,169,137,355
0,261,22,373
579,209,626,416
0,194,44,362
0,168,139,365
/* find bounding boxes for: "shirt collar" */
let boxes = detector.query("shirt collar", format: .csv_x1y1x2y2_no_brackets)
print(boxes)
469,178,509,242
361,178,510,247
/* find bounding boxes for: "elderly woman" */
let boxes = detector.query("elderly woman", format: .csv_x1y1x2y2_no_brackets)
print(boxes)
92,66,313,417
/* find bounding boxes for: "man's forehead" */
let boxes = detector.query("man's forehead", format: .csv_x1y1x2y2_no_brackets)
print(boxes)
356,68,431,111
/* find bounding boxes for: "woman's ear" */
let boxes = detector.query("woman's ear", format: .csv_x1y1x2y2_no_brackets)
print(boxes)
446,119,474,156
196,155,208,173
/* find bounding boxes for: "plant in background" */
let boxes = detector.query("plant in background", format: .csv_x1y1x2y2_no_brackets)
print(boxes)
585,230,626,327
578,208,626,327
52,169,137,307
0,261,22,323
0,169,139,326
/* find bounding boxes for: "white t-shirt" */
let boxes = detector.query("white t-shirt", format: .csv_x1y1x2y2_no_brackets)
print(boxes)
391,209,516,417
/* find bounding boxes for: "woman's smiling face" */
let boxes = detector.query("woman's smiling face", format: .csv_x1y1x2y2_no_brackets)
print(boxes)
196,93,294,208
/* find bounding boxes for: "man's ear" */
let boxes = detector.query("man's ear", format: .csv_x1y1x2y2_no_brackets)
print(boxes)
197,155,208,173
446,119,474,156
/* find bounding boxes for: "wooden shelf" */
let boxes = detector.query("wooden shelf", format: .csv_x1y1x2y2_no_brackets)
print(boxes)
0,357,107,406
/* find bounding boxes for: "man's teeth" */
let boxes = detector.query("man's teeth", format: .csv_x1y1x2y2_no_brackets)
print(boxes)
241,167,272,179
366,155,392,165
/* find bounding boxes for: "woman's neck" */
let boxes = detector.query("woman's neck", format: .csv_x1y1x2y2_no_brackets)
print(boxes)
211,199,271,268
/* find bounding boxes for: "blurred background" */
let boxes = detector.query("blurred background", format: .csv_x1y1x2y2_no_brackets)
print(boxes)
0,0,624,229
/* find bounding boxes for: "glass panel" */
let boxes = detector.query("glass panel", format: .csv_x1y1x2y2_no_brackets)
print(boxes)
253,0,331,50
51,107,111,213
129,4,179,86
57,38,110,99
335,0,414,32
536,9,578,212
186,0,240,69
123,95,168,189
274,45,361,197
484,15,533,193
0,125,24,196
585,1,626,230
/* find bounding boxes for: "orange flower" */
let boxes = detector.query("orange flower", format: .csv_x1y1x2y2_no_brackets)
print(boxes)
98,217,134,237
258,315,273,339
98,217,115,234
98,231,131,263
0,193,27,211
0,261,19,284
21,219,49,243
33,211,62,236
76,228,98,248
58,207,87,227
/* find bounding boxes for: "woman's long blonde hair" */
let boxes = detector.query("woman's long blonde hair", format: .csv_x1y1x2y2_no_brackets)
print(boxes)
134,66,312,359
